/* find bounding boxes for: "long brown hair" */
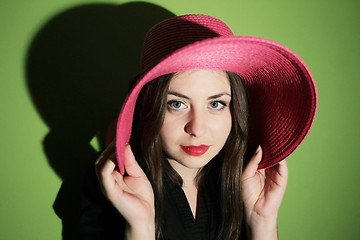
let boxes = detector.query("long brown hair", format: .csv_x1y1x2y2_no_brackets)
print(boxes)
129,71,248,239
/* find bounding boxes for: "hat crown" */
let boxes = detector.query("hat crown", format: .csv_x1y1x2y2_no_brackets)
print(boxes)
141,14,234,72
115,14,317,174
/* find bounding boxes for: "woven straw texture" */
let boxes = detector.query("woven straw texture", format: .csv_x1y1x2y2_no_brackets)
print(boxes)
114,14,317,174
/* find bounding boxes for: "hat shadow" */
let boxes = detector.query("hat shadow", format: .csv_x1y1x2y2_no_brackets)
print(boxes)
25,2,174,238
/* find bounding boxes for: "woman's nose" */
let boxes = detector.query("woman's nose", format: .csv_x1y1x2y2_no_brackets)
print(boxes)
184,109,206,137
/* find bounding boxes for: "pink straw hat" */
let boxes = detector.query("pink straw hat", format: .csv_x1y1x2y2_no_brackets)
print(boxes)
112,14,317,174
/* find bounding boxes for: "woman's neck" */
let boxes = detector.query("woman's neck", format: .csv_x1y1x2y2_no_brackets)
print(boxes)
168,159,199,218
167,159,198,186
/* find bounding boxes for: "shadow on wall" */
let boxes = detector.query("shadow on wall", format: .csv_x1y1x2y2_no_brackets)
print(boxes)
26,2,174,239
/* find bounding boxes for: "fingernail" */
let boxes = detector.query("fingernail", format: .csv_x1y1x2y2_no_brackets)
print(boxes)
255,145,261,154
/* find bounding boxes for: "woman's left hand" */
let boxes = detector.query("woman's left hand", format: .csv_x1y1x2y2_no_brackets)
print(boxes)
241,146,288,239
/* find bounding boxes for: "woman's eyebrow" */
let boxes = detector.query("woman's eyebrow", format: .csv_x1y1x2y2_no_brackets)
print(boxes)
208,93,231,100
168,91,189,99
168,91,231,100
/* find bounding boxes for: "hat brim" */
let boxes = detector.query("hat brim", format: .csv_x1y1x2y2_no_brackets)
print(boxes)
115,36,317,174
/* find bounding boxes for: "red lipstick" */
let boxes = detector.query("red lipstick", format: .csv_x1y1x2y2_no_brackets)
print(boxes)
180,145,210,156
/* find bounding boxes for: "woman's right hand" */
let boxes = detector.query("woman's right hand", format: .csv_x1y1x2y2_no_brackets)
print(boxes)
95,141,155,239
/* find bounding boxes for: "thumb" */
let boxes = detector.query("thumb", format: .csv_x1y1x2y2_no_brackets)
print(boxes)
242,146,262,179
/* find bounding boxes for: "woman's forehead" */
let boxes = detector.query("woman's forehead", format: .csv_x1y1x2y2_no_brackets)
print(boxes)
168,69,230,93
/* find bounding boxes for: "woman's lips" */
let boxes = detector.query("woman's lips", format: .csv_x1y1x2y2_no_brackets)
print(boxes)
180,145,210,156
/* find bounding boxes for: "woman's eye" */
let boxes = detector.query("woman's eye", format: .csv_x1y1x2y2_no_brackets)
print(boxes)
209,101,226,110
167,100,187,110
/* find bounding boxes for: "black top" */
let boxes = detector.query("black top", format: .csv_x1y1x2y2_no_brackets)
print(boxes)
77,167,224,240
161,175,220,240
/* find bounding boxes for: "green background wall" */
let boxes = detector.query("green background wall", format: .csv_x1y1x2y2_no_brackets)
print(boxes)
1,0,359,239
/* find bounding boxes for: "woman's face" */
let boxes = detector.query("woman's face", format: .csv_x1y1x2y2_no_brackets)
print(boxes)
160,69,232,172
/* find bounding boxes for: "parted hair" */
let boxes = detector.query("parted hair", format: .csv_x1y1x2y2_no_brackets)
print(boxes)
129,71,248,239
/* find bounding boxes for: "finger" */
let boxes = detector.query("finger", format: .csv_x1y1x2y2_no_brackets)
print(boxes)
95,152,117,182
264,160,288,193
278,159,288,174
276,159,288,184
242,146,262,179
94,152,120,196
124,144,146,177
95,140,115,166
268,159,288,179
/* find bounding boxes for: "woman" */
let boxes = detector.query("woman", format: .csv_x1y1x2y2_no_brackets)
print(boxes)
93,14,317,239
